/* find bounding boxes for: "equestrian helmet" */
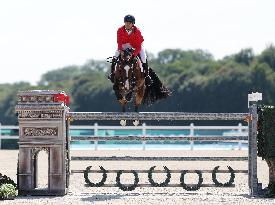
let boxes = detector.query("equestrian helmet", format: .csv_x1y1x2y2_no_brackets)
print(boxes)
124,15,135,24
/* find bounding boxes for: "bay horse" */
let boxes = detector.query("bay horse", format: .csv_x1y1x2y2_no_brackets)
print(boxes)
111,48,171,113
112,48,144,112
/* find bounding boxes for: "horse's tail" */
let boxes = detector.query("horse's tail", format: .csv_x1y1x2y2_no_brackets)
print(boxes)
142,68,172,106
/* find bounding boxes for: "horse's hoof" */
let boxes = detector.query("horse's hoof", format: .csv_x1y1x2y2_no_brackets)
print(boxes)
120,120,127,126
133,120,139,126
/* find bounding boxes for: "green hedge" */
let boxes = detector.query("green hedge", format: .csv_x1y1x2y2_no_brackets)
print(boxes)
257,106,275,159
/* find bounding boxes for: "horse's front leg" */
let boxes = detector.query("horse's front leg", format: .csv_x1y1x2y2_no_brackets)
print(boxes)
134,86,146,112
119,98,127,112
132,88,144,126
119,98,127,126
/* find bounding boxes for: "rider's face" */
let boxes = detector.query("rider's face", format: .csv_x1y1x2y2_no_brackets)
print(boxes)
124,22,133,30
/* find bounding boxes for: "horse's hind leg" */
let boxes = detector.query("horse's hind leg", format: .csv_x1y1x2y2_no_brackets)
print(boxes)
134,105,138,112
132,88,144,126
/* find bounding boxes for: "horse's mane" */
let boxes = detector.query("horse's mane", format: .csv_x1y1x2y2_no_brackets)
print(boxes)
142,68,172,106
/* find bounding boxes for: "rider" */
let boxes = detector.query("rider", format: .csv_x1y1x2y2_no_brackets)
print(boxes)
108,14,153,86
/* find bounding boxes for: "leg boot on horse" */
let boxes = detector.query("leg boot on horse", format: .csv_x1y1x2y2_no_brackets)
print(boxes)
113,84,123,101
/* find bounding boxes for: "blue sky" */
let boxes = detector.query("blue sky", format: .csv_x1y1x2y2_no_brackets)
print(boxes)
0,0,275,85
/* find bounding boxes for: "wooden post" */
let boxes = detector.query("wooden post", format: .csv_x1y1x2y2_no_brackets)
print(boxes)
248,104,259,196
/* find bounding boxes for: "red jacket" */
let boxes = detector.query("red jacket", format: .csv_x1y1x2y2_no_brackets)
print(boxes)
117,25,144,57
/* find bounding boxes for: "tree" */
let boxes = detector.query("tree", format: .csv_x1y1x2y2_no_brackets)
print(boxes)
38,65,81,86
258,44,275,71
234,48,254,65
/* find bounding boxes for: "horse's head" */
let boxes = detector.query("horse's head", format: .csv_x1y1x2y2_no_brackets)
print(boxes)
120,47,135,63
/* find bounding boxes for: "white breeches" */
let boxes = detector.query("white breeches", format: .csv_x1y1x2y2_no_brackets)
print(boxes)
115,43,147,63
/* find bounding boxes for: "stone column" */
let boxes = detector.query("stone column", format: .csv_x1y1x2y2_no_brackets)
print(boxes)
15,90,69,196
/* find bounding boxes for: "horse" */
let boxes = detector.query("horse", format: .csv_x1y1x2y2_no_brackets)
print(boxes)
111,48,171,113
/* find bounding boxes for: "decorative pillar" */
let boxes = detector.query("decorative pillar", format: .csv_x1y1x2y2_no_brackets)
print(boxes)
15,90,69,196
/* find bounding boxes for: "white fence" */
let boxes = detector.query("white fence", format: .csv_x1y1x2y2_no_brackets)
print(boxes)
0,123,248,150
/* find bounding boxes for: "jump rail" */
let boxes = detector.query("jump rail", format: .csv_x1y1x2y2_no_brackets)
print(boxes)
71,156,248,161
67,112,249,121
71,136,248,141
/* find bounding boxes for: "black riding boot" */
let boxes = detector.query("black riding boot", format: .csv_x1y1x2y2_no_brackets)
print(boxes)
142,61,153,86
108,58,117,83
